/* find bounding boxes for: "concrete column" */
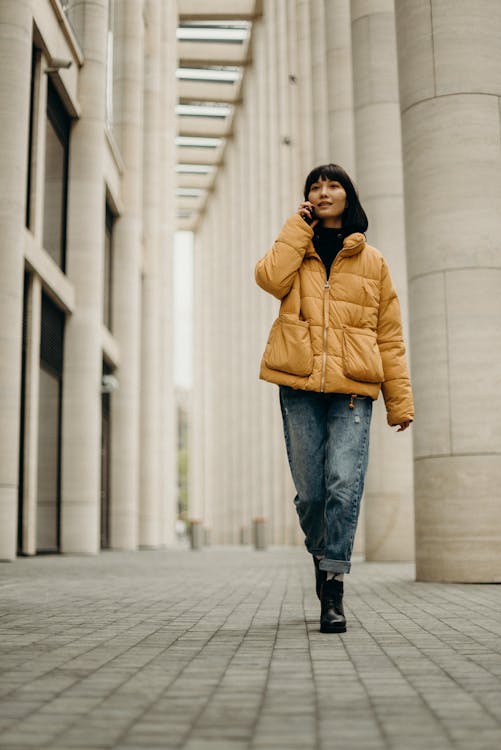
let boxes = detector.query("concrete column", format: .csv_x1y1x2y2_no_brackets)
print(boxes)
203,208,218,536
276,0,295,220
226,140,238,543
245,64,262,533
139,0,161,547
295,0,314,174
60,0,108,555
229,132,243,542
395,0,501,582
255,18,273,527
310,0,329,163
325,0,356,175
110,0,144,549
198,189,216,537
285,0,303,197
0,0,33,560
158,0,177,546
190,230,204,527
219,165,231,542
351,0,414,562
238,134,249,545
20,275,41,555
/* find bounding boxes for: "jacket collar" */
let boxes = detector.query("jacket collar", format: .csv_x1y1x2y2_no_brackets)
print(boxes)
305,231,366,259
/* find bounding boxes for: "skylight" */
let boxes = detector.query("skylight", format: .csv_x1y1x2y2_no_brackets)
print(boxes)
176,164,215,174
177,27,248,42
176,137,223,148
176,103,233,119
176,67,241,83
177,188,206,198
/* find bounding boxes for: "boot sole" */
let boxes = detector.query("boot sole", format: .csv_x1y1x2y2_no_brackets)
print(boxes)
320,623,347,633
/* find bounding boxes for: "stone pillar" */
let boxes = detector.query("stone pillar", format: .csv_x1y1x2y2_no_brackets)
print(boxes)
309,0,329,163
325,0,356,175
236,108,248,544
110,0,144,549
285,0,302,197
190,229,205,527
229,133,243,542
255,17,274,526
20,275,41,555
0,0,33,560
295,0,314,175
158,0,177,546
351,0,414,561
60,0,108,555
245,63,262,534
395,0,501,582
218,164,231,542
139,0,161,548
203,209,217,536
226,140,238,543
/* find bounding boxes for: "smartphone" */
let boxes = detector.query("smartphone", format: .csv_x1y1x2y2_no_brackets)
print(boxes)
303,205,316,225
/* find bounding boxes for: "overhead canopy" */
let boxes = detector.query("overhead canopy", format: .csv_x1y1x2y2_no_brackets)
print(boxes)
176,0,262,231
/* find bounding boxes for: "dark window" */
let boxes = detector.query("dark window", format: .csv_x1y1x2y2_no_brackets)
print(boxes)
43,81,70,270
104,206,114,330
40,293,65,374
101,361,112,549
37,294,65,553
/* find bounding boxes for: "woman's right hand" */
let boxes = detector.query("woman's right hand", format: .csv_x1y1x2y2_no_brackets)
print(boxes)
298,201,316,225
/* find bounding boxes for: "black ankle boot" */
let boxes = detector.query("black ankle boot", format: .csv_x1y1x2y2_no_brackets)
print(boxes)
313,556,326,601
320,578,346,633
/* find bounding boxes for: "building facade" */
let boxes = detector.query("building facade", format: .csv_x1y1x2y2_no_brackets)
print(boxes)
189,0,501,582
0,0,178,560
2,0,501,582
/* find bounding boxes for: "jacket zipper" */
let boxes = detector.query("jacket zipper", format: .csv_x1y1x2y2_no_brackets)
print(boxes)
320,279,330,392
314,245,350,393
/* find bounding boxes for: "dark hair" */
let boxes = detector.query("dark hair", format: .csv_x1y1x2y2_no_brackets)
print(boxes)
303,163,368,234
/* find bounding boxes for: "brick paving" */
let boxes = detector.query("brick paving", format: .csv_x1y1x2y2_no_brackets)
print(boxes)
0,547,501,750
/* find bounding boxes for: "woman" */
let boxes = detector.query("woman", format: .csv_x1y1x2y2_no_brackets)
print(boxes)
255,164,413,634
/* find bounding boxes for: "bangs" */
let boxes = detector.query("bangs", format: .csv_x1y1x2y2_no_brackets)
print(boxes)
307,164,346,186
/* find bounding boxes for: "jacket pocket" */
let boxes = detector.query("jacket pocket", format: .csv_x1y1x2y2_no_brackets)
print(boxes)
264,313,314,377
342,326,384,383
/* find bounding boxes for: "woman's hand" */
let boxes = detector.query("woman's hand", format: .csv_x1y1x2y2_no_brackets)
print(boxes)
395,421,411,432
298,201,316,225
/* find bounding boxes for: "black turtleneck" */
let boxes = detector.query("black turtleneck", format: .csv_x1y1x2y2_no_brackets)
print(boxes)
312,225,347,278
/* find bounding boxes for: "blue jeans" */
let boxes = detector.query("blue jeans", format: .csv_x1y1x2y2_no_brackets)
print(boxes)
279,386,372,574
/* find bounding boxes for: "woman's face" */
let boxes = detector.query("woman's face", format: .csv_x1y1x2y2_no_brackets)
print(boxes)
307,177,347,224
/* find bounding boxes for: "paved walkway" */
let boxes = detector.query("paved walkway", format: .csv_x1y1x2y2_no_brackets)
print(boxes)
0,547,500,750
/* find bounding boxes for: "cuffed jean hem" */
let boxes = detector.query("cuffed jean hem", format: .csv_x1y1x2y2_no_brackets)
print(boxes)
319,558,351,574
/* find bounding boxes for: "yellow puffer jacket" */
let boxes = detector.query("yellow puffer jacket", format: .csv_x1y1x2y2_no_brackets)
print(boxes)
255,213,414,426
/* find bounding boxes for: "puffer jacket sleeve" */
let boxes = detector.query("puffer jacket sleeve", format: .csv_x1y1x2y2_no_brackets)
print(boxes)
255,214,313,299
377,259,415,426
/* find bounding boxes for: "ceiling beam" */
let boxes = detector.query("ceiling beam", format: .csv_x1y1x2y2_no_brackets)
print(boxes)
178,0,261,20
